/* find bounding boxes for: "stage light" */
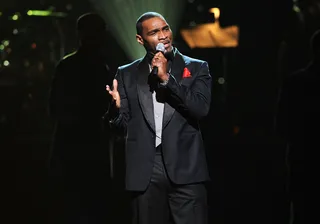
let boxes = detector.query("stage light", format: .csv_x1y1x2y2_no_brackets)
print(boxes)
27,10,67,17
3,40,9,47
209,7,220,20
12,14,19,20
3,60,10,67
180,7,239,49
218,77,225,85
27,10,50,16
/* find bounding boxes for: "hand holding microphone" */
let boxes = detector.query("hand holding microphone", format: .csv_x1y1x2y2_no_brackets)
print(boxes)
151,43,169,82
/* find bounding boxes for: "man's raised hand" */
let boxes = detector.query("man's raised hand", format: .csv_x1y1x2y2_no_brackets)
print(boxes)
106,79,120,108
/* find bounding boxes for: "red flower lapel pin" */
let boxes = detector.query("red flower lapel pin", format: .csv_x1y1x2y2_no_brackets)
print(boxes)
182,67,191,78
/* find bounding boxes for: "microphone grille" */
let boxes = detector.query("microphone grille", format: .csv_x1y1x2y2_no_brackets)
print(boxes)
156,43,165,52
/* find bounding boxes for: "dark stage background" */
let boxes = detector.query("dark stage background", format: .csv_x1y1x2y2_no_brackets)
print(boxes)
1,0,317,223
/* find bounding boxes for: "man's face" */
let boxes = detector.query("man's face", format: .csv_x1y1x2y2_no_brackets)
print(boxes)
136,16,173,53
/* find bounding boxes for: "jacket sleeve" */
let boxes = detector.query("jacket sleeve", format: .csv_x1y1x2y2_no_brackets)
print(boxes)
165,61,212,120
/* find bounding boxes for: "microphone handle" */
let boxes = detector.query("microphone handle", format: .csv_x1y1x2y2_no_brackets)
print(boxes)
148,66,158,92
151,66,158,76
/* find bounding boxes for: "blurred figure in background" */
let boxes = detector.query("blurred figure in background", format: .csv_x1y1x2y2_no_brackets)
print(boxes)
48,13,113,224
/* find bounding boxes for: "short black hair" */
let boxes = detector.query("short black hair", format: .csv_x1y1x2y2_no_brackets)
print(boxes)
136,12,165,35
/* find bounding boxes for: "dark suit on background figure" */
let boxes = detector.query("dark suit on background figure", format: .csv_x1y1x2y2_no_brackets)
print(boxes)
106,12,212,224
48,13,113,224
277,29,320,224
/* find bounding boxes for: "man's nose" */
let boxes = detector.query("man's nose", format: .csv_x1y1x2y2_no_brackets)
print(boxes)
158,31,167,40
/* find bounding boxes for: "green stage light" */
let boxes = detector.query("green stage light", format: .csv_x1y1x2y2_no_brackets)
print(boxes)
27,10,67,17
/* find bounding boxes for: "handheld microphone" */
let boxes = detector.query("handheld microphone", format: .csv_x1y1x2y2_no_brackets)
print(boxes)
151,43,166,76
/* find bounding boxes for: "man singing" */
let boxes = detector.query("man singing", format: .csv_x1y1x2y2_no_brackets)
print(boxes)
106,12,212,224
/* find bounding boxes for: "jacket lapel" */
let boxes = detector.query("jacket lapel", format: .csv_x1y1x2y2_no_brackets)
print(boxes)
137,56,156,132
162,49,186,129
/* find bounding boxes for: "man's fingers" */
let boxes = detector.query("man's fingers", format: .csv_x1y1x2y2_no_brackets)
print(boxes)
155,52,163,58
113,79,118,91
106,85,114,96
106,81,119,101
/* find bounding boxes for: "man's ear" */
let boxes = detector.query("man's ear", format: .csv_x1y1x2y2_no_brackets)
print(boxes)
136,34,144,46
